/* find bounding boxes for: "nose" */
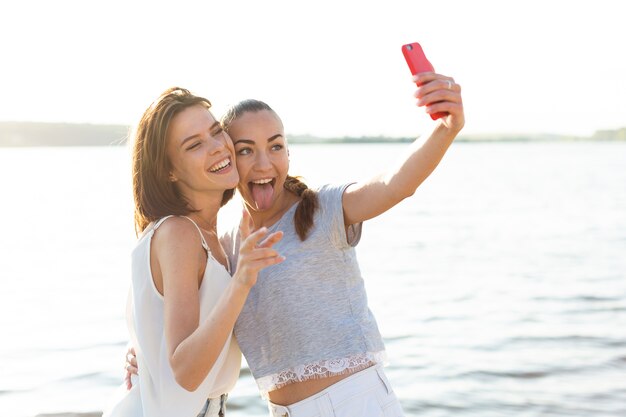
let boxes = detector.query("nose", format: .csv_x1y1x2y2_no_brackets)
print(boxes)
207,134,226,155
253,149,272,171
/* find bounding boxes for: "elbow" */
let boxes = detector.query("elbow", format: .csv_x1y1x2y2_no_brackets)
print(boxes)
393,187,415,203
169,347,219,392
171,358,203,392
174,371,202,392
389,179,418,202
402,188,416,199
181,382,201,393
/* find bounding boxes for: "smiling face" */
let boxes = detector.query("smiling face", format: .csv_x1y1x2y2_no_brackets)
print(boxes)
227,109,290,212
166,104,239,202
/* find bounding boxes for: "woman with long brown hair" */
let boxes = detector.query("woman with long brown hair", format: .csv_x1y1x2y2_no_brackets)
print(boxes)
104,87,284,417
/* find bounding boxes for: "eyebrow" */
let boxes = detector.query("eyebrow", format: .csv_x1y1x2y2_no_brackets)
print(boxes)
180,122,221,147
233,134,283,146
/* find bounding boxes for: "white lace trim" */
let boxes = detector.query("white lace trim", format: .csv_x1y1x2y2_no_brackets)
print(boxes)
255,351,388,397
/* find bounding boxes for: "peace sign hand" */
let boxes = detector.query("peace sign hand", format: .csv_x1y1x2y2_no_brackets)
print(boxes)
234,210,285,289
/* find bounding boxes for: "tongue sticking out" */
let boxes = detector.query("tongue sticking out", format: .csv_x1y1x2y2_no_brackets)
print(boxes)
250,182,274,210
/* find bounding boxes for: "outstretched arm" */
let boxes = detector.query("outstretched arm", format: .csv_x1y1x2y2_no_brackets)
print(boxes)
343,72,464,226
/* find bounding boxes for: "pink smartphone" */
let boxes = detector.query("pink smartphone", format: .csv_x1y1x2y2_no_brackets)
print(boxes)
401,42,447,120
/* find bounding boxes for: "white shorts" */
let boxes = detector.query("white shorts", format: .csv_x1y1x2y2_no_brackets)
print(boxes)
268,365,405,417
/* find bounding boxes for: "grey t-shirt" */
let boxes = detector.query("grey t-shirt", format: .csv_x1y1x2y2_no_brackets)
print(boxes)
222,183,386,390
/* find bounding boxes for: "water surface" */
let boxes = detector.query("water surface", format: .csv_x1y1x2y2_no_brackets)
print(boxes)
1,142,625,416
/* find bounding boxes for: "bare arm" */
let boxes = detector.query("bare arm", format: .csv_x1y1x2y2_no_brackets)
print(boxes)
343,72,464,225
155,214,283,392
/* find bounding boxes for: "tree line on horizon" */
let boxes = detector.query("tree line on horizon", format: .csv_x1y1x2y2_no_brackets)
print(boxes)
0,121,625,147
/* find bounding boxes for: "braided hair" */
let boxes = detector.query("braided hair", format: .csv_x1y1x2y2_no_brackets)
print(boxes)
221,99,319,240
283,175,319,240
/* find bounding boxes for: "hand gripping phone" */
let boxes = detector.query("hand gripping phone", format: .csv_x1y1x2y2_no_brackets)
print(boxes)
401,42,447,120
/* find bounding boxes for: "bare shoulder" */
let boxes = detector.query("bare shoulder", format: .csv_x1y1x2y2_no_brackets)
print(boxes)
151,216,204,254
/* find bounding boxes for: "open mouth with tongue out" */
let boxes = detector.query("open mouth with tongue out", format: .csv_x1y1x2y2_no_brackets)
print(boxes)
249,178,276,210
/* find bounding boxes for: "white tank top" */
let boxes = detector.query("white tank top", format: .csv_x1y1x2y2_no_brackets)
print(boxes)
103,215,241,417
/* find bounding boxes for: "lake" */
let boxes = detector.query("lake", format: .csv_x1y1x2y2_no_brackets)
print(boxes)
0,141,625,416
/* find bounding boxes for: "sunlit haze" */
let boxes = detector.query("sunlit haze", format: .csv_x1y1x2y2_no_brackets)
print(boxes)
2,0,625,137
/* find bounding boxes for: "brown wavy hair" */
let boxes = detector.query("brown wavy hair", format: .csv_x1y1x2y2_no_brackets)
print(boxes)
221,99,318,241
132,87,234,235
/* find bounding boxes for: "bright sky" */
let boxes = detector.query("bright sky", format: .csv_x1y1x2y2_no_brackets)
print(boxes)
2,0,625,137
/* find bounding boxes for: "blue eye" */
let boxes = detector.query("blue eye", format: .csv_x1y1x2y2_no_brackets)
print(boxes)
271,144,283,151
237,147,251,155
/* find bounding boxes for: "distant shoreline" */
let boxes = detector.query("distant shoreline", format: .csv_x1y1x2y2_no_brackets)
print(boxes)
1,122,624,147
35,413,101,417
